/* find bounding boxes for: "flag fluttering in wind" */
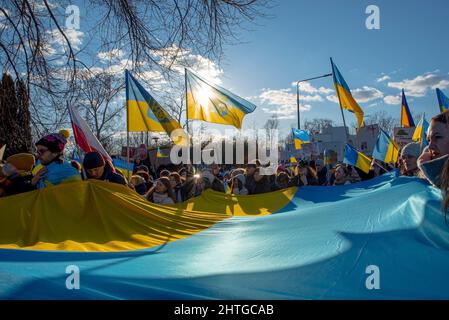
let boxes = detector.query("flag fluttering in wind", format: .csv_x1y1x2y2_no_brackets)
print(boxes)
68,105,112,162
343,144,371,173
412,114,429,146
400,89,415,128
436,88,449,113
126,70,187,145
292,128,310,150
372,129,399,164
330,59,364,129
185,69,256,129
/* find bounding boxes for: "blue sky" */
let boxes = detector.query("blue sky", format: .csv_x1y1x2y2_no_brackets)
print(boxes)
214,0,449,135
5,0,448,138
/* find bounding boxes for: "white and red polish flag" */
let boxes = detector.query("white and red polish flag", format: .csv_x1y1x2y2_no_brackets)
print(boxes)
68,105,112,162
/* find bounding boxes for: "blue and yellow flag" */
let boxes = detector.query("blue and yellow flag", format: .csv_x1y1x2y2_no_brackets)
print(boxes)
126,70,187,144
372,129,399,164
185,69,256,129
343,144,371,173
436,88,449,113
156,146,168,158
292,128,310,150
331,59,364,129
412,114,429,146
400,89,415,128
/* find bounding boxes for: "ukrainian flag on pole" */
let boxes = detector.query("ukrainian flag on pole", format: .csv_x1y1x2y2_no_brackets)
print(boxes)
436,88,449,113
343,144,371,173
372,129,400,164
400,89,415,128
126,70,187,144
412,114,429,147
292,128,310,150
185,69,256,129
331,59,364,129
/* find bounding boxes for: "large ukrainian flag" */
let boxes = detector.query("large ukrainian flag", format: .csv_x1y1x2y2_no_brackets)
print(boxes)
126,70,186,144
185,69,257,129
372,129,399,164
331,59,364,129
343,144,371,173
400,89,415,128
436,88,449,113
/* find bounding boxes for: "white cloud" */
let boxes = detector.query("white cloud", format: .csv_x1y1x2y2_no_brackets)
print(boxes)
388,72,449,97
326,95,339,104
383,95,401,105
377,75,390,82
292,82,334,95
151,44,223,84
97,49,125,63
351,86,384,103
259,88,313,119
45,28,84,53
325,87,383,104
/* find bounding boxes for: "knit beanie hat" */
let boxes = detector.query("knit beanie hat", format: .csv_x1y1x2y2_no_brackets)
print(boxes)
83,152,105,170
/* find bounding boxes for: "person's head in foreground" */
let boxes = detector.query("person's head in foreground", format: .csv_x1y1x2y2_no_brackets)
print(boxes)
400,142,421,176
83,152,126,185
418,111,449,187
83,152,106,179
334,164,350,185
146,177,175,204
35,133,67,165
415,111,449,219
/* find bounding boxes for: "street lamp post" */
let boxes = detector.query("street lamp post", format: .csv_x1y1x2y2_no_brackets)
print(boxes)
296,73,333,129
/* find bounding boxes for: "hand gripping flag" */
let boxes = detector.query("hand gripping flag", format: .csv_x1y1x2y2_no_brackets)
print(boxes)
185,69,256,129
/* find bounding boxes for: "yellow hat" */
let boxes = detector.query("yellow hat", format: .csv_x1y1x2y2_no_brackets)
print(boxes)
6,153,35,174
58,129,71,139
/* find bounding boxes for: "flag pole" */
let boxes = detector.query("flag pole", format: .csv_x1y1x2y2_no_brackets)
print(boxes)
125,71,130,181
185,68,189,136
296,73,333,130
330,57,349,144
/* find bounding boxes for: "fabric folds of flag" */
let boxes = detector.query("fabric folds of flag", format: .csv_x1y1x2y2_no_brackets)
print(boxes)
412,114,429,146
185,69,256,129
400,89,415,128
126,70,187,145
372,129,400,164
343,144,371,173
436,88,449,113
68,105,112,162
331,59,364,129
292,128,310,150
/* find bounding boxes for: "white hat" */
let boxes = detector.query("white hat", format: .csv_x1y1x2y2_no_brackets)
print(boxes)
401,142,421,158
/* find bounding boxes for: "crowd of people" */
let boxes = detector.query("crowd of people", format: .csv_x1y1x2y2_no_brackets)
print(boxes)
1,110,449,216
